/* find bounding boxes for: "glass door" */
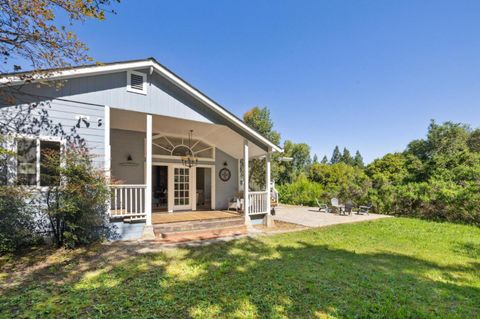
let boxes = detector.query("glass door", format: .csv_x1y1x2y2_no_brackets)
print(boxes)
173,167,191,210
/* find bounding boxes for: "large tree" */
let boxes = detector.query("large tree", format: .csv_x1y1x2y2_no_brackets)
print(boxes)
277,140,311,184
341,147,354,166
0,0,119,153
353,150,364,168
243,106,281,189
0,0,119,78
330,146,342,164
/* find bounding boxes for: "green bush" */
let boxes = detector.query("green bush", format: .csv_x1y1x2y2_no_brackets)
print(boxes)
277,175,325,206
42,147,111,248
0,186,38,253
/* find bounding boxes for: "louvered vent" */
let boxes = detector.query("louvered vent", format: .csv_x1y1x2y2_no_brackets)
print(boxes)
130,73,144,91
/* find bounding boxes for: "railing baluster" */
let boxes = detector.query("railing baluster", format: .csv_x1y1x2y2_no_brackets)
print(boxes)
109,185,147,219
129,188,132,214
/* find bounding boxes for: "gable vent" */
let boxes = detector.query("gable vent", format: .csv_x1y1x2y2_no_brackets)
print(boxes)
127,70,147,94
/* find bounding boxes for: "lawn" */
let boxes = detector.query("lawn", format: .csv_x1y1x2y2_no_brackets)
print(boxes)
1,218,479,318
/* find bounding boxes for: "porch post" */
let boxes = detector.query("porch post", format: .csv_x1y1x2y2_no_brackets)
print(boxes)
266,150,271,215
104,106,111,218
104,106,111,181
145,114,153,226
243,139,251,225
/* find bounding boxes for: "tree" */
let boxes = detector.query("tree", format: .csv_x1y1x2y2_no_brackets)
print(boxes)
243,107,280,145
312,154,318,164
277,140,311,184
308,162,371,203
330,146,341,164
467,128,480,152
321,155,328,164
0,0,119,78
0,0,119,155
243,106,281,189
353,150,364,168
341,147,354,166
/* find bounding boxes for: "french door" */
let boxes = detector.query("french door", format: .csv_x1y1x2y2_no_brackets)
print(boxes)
173,166,191,210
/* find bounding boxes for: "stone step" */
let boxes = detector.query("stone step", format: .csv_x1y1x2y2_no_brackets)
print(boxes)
153,217,244,233
157,225,247,243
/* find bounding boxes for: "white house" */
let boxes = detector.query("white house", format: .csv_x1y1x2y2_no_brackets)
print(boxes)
0,58,281,241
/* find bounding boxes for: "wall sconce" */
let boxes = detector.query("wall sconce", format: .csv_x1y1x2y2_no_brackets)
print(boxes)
120,153,139,167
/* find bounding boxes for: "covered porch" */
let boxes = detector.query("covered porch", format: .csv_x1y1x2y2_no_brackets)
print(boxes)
105,108,275,227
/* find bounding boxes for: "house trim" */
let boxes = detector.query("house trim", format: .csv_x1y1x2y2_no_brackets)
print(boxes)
0,58,282,154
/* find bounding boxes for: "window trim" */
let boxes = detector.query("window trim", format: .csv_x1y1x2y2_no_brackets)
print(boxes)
126,70,148,95
14,135,64,188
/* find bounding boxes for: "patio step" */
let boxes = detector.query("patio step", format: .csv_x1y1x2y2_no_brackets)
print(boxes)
153,217,246,243
153,217,244,233
156,225,247,243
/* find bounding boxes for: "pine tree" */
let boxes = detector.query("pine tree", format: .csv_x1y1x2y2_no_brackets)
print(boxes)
321,155,328,164
353,150,365,168
341,147,354,166
330,146,342,164
312,154,318,163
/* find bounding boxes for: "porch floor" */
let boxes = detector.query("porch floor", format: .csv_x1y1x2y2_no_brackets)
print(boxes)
152,210,241,224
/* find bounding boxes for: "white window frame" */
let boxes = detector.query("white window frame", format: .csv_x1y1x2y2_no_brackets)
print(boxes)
126,70,148,95
14,135,64,189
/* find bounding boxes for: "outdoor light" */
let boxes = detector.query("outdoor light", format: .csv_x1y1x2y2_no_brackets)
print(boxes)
181,130,198,168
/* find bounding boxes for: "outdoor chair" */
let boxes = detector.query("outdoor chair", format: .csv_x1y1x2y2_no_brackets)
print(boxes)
228,197,241,212
331,198,344,214
343,202,354,216
357,204,372,215
316,199,329,213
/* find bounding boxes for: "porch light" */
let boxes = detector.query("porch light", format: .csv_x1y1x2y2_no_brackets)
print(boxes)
181,130,198,168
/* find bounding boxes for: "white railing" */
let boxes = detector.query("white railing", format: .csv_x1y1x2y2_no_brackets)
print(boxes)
248,191,268,215
110,184,147,219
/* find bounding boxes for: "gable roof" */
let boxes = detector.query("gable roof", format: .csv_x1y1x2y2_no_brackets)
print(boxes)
1,58,282,153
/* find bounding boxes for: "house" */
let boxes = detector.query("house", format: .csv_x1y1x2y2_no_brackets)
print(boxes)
0,58,282,241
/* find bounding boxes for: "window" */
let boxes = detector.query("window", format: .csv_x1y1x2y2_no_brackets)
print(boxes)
152,135,215,160
16,138,61,187
127,70,147,94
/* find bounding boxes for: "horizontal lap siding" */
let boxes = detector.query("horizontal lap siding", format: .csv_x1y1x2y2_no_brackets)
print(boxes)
0,99,105,168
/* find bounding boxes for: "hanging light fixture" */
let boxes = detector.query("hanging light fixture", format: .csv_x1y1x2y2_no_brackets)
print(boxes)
181,130,198,168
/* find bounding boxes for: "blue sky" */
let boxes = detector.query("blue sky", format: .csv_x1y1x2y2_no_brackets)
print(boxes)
72,0,480,163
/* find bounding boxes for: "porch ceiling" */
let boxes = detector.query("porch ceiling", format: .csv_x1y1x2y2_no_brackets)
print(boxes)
111,109,267,159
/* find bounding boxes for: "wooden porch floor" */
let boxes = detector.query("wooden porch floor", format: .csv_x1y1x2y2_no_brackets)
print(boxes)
152,210,241,224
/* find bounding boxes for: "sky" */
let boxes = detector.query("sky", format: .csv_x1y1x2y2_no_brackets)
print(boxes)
69,0,480,163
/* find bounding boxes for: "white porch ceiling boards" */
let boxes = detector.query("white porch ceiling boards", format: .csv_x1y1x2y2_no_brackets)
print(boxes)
110,108,266,159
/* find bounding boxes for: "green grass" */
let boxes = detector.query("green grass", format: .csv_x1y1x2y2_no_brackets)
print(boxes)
1,218,479,318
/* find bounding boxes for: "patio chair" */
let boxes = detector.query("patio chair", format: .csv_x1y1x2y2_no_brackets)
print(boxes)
228,197,241,212
316,199,329,213
343,202,354,216
330,198,344,214
357,204,372,215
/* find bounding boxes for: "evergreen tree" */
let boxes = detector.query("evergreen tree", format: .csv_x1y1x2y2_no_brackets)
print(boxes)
341,147,354,165
330,146,342,164
312,154,318,163
321,155,328,164
353,150,365,168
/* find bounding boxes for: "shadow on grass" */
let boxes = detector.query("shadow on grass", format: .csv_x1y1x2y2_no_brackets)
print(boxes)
1,237,479,318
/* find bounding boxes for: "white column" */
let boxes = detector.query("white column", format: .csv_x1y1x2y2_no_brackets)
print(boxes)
167,165,174,213
191,167,197,211
145,114,153,226
266,151,271,215
243,139,250,225
104,106,111,216
104,106,111,181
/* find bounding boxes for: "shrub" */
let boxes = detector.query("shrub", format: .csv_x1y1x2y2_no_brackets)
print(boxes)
277,175,324,206
308,163,371,204
0,186,38,253
42,147,111,248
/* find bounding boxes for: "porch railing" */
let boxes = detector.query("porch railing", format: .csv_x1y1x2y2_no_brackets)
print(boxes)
110,184,146,219
248,191,269,215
